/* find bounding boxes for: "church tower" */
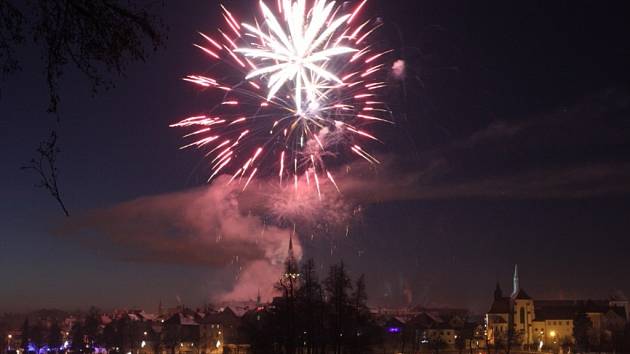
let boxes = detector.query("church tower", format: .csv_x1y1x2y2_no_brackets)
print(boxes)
511,264,534,346
512,264,519,297
494,282,503,300
283,233,300,280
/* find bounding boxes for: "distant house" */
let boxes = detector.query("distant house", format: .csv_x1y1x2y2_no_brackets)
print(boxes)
198,307,248,354
378,306,479,352
163,313,200,354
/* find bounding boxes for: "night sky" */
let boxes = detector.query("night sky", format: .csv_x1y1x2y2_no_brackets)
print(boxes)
1,0,629,314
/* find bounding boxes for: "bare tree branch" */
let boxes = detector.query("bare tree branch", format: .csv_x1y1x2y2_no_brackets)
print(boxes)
21,130,70,217
1,0,164,215
32,0,165,112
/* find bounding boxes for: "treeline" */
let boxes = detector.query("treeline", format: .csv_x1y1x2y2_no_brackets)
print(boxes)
7,257,387,354
17,319,63,353
240,258,382,354
18,308,159,354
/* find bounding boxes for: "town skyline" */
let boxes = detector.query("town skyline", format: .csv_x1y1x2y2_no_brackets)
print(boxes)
2,253,628,354
1,0,630,325
1,259,627,315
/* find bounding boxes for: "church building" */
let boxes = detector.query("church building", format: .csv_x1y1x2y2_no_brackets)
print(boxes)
486,265,628,350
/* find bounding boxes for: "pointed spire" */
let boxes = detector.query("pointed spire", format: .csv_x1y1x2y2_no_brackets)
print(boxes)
283,228,299,280
494,282,503,300
512,264,519,297
289,232,293,252
256,288,261,306
287,231,295,262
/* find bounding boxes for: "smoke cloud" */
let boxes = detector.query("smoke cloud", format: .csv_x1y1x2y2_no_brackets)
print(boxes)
58,176,302,302
58,89,630,303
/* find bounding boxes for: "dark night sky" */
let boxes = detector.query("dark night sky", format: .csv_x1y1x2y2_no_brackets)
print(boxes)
1,0,629,313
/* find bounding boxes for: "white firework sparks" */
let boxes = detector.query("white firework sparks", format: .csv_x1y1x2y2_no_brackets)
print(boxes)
236,0,358,114
173,0,392,194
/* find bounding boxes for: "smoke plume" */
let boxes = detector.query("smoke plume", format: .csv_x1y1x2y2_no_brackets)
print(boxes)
58,176,302,302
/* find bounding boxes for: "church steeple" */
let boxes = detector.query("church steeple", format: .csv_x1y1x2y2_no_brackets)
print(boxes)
283,231,299,279
289,232,293,252
512,264,519,297
256,288,261,306
494,282,503,300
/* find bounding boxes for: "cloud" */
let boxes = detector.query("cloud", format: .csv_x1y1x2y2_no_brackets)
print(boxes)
306,159,630,208
57,176,302,302
339,161,630,202
57,89,630,303
334,89,630,202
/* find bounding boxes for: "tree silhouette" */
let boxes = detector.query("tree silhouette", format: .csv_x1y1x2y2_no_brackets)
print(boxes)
148,326,162,354
273,237,300,354
114,316,133,353
560,336,574,354
428,337,447,354
241,258,382,353
295,258,324,354
162,318,180,354
493,330,506,354
324,261,353,354
48,321,63,353
100,321,118,351
505,326,522,354
20,319,30,353
349,274,373,354
455,332,466,354
30,322,45,352
573,310,593,353
21,131,69,215
0,324,8,353
84,307,101,348
1,0,164,215
70,321,85,352
0,0,163,112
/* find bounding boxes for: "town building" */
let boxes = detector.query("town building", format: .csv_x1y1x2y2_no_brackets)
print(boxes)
486,265,629,351
377,306,481,352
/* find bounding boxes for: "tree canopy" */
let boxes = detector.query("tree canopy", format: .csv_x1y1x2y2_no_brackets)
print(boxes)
1,0,164,215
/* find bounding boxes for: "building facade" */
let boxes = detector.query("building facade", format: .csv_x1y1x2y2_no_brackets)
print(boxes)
486,265,629,351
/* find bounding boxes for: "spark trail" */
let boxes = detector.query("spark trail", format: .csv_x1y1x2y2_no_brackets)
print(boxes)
172,0,392,195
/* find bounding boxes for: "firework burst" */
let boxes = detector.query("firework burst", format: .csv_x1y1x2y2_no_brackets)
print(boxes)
172,0,392,196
